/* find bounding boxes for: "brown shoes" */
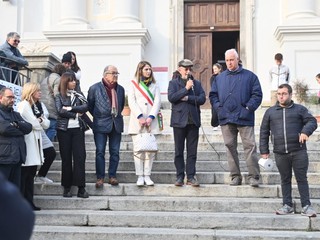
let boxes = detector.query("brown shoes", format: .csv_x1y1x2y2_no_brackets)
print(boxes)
108,177,119,186
95,178,104,188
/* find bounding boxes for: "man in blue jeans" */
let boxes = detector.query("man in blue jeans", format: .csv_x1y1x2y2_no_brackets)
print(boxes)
87,65,125,188
260,83,317,217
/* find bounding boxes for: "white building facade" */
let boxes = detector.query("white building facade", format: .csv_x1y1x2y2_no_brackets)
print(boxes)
1,0,320,104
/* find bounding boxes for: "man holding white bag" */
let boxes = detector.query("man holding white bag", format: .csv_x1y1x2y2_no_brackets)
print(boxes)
259,83,317,217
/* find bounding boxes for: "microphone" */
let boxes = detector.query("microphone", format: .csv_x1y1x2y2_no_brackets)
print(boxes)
187,74,194,91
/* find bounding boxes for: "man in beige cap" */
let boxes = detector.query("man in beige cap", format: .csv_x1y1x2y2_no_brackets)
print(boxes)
168,59,206,187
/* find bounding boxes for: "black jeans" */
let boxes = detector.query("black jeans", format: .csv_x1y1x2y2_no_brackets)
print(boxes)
37,147,56,177
57,128,86,188
20,165,37,208
275,150,311,207
173,124,199,180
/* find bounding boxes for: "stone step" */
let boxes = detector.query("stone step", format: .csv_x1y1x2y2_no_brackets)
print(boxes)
78,129,320,144
34,183,320,199
49,158,320,172
42,170,320,185
34,210,319,231
52,150,320,162
53,140,320,152
34,195,318,213
31,226,320,240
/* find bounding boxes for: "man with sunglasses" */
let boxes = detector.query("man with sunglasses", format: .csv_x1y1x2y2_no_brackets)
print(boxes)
168,59,206,187
0,32,28,83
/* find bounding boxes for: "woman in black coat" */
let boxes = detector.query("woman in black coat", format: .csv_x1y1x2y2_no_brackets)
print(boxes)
55,72,89,198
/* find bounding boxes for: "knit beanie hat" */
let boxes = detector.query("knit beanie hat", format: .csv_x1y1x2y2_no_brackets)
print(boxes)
61,52,72,63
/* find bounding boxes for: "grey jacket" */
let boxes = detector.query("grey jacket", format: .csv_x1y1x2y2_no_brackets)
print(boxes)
0,41,28,67
40,73,61,119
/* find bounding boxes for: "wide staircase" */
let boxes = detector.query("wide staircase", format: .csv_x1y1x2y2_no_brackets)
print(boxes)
31,107,320,240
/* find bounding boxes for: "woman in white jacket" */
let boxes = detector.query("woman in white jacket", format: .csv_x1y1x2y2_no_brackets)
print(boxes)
18,82,50,210
128,61,162,186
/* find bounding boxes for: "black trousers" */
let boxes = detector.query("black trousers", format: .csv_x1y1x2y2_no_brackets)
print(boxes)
173,124,199,180
0,163,21,188
20,165,37,208
57,128,86,188
37,147,56,177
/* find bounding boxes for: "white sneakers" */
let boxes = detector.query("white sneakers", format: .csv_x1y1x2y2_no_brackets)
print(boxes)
136,176,144,186
34,176,53,184
136,176,154,186
144,176,154,186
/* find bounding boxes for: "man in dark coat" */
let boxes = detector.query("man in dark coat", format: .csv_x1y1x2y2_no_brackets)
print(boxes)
209,49,262,187
168,59,206,187
260,84,317,217
0,87,32,188
87,65,125,188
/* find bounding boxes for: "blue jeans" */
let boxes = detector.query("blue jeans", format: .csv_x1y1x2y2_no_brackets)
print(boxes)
275,150,310,207
45,118,57,142
94,128,121,179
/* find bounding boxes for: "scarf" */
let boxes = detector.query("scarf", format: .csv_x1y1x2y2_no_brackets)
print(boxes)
141,76,153,87
31,101,43,118
102,79,118,117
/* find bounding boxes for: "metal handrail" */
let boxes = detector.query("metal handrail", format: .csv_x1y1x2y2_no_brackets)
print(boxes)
0,55,32,86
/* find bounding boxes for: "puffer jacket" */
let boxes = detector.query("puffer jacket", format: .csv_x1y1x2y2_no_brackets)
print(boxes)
87,81,125,134
260,101,317,154
0,105,32,164
209,66,262,126
55,92,88,131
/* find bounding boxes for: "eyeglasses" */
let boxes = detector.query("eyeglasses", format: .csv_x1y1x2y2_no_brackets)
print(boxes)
13,39,20,43
183,67,192,71
106,72,120,77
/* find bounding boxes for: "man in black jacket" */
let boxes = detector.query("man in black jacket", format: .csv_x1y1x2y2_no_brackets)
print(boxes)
260,84,317,217
0,87,32,188
168,59,206,187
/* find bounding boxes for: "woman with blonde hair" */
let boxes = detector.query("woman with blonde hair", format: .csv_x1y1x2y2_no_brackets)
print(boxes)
55,72,89,198
18,82,50,210
128,61,162,186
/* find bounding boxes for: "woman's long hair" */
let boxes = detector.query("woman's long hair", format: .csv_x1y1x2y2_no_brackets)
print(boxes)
69,51,80,72
21,82,40,104
134,61,156,83
58,72,76,98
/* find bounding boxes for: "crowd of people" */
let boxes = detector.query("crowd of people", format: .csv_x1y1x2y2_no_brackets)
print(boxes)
0,31,319,221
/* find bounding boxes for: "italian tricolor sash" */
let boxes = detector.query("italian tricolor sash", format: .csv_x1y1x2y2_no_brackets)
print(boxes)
131,80,163,130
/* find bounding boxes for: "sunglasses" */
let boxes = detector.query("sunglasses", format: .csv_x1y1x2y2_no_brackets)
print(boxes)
13,39,20,43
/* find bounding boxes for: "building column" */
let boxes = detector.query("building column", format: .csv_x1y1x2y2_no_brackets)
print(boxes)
111,0,141,28
58,0,90,29
285,0,316,19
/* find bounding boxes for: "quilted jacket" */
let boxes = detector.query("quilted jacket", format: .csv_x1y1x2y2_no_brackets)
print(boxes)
260,101,317,154
87,81,125,134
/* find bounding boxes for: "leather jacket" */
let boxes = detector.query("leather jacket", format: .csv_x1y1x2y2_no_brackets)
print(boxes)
55,92,88,131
